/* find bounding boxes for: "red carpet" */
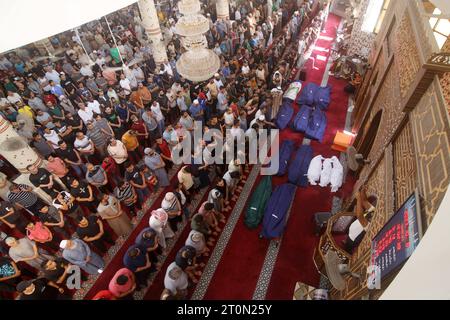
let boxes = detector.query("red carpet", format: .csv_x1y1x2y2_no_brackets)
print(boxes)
86,13,355,300
84,171,181,299
202,13,355,300
143,168,255,299
266,13,354,299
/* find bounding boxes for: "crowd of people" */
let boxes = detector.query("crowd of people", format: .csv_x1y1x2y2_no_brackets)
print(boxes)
0,0,326,300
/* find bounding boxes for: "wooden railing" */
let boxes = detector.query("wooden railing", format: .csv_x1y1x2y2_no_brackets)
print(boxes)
313,211,356,277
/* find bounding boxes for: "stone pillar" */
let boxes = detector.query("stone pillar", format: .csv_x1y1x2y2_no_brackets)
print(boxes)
267,0,273,18
216,0,230,20
138,0,168,65
34,38,56,56
0,173,12,200
0,116,52,204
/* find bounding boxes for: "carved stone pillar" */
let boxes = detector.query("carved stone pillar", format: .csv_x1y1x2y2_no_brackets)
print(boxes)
267,0,273,18
0,116,52,203
138,0,169,65
34,38,56,56
216,0,230,20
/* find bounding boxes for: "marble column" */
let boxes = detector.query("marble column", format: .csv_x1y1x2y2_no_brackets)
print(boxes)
0,116,52,203
267,0,273,18
138,0,169,65
34,38,56,56
216,0,230,20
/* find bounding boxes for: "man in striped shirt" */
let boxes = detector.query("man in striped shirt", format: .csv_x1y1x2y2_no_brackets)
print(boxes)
7,184,46,214
114,181,139,223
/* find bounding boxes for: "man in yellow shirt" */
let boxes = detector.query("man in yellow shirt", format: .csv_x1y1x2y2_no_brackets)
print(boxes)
16,101,34,119
121,130,140,163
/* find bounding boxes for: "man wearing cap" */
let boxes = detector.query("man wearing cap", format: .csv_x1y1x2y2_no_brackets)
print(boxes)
161,192,183,232
163,261,189,298
16,278,69,300
60,239,105,275
185,229,209,257
189,99,204,123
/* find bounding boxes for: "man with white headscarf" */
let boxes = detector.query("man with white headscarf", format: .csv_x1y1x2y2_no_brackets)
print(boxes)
60,239,104,275
161,192,183,232
149,208,174,249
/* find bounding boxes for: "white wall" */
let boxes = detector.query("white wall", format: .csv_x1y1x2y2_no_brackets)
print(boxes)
0,0,137,53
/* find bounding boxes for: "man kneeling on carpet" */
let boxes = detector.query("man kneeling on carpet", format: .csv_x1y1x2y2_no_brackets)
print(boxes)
175,245,202,284
191,213,215,247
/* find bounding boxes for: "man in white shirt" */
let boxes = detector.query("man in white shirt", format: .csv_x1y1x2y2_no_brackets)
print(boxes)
164,262,188,298
87,97,101,115
217,87,228,115
6,91,22,105
74,131,95,159
235,9,241,21
45,66,61,85
77,102,94,124
119,74,132,96
151,101,165,133
80,64,94,78
123,66,138,89
131,65,145,84
213,73,224,91
43,127,61,149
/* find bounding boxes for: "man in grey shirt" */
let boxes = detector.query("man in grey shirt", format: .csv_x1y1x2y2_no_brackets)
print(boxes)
36,110,55,129
142,108,160,140
31,132,54,158
86,121,109,158
60,239,104,275
28,92,48,113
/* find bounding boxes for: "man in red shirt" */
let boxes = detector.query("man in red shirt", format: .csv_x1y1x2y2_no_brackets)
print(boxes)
101,156,121,189
92,290,116,300
130,114,149,149
108,268,136,300
155,137,173,170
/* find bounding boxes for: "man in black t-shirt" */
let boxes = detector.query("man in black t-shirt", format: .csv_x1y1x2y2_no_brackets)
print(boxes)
56,141,86,178
41,258,80,289
69,178,99,213
175,245,199,283
53,120,76,144
124,161,150,203
16,278,70,300
0,200,31,234
27,164,63,198
76,215,114,254
36,205,71,237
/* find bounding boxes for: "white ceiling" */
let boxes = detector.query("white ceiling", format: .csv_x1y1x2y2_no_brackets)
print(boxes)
0,0,137,54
